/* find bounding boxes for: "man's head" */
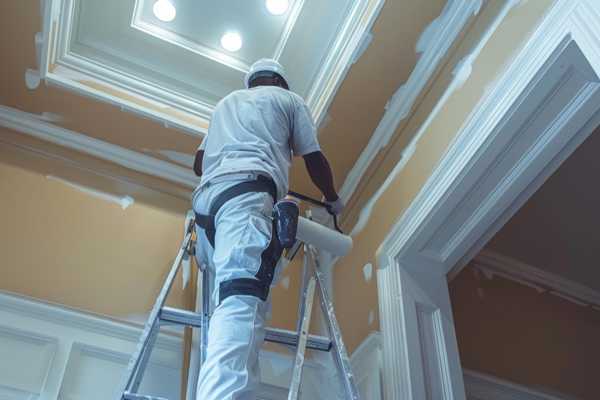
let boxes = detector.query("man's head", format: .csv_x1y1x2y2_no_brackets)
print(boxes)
245,58,291,91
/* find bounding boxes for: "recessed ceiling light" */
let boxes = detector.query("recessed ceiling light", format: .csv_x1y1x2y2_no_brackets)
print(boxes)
266,0,289,15
153,0,176,22
221,32,243,52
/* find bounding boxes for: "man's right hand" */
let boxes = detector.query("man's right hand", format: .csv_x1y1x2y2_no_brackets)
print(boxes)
323,195,344,216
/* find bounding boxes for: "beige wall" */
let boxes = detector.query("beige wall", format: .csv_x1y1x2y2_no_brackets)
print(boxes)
333,0,555,354
450,262,600,400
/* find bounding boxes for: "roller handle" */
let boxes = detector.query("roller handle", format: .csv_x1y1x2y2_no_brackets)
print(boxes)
287,190,343,234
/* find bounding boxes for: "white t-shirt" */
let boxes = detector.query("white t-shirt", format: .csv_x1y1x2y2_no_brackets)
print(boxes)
192,86,321,201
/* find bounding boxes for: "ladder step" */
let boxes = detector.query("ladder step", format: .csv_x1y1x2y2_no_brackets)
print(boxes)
123,392,169,400
159,307,332,352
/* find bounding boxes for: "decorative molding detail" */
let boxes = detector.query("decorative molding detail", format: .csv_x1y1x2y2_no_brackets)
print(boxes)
305,0,385,126
0,105,199,188
338,0,484,203
473,249,600,308
0,290,182,352
463,368,570,400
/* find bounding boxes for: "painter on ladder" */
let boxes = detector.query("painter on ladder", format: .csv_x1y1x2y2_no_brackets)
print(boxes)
191,58,344,399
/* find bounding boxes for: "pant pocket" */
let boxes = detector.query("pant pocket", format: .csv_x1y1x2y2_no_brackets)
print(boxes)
232,211,273,276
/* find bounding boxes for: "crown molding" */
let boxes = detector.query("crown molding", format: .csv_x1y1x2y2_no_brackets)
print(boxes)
0,105,199,188
474,249,600,309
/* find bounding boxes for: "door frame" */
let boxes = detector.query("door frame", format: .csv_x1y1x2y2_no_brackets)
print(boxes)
376,0,600,398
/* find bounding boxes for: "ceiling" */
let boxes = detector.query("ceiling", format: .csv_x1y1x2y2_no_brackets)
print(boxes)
485,123,600,292
42,0,379,134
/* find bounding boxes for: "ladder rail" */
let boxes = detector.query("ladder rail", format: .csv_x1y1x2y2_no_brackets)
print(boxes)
288,277,317,400
115,220,195,400
308,245,361,400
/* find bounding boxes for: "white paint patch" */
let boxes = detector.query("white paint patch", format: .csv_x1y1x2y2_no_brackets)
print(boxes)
349,142,416,237
363,263,373,283
265,355,291,377
415,0,482,54
477,287,484,299
39,112,72,123
316,112,332,136
47,175,134,210
472,266,480,282
368,310,374,325
280,276,290,291
352,32,373,64
143,149,195,168
25,69,41,89
550,291,588,307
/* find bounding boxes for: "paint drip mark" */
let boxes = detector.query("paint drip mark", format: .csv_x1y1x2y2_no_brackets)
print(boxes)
280,276,290,290
363,263,373,283
47,175,134,210
368,310,374,325
472,266,480,282
477,287,484,299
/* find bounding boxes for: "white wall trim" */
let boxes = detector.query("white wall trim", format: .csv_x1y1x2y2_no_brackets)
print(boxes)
0,290,182,351
338,0,484,203
473,249,600,309
376,1,600,399
0,105,199,188
463,368,571,400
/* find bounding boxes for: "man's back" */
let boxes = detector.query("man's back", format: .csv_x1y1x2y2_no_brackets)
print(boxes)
198,86,320,200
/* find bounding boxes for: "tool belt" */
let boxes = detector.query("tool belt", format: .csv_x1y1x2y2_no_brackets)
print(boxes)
195,174,278,249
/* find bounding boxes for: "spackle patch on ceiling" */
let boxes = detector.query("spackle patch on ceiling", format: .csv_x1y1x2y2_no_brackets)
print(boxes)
368,310,374,325
477,287,484,299
317,112,332,136
47,175,134,210
363,263,373,283
415,0,482,54
143,149,195,168
25,69,41,89
349,142,416,237
280,276,290,290
472,266,480,282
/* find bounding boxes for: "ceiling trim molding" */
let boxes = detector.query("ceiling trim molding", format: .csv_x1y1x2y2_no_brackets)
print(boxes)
463,368,569,400
473,249,600,309
338,0,488,203
0,105,199,188
0,290,182,351
305,0,385,126
131,0,306,73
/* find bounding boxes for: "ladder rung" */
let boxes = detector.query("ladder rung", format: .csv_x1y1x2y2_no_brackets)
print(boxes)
159,307,332,352
124,392,169,400
160,307,203,328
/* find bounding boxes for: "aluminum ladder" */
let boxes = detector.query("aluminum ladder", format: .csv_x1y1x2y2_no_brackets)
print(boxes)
115,219,360,400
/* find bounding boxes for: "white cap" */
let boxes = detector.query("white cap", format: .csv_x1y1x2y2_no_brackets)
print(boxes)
245,58,291,90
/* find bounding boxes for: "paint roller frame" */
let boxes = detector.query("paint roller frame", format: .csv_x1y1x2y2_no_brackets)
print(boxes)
287,190,343,234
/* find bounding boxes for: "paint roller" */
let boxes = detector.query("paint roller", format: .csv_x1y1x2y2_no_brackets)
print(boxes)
296,216,353,257
274,191,353,258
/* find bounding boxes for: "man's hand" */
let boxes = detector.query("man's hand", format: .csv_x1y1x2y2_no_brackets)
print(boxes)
323,195,344,216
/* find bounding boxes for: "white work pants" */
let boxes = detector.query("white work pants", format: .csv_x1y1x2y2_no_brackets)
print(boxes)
193,172,284,400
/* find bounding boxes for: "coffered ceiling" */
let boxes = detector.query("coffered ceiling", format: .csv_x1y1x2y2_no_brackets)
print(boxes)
39,0,381,135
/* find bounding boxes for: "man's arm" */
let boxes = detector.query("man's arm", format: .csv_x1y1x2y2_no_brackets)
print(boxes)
302,151,338,201
194,150,204,177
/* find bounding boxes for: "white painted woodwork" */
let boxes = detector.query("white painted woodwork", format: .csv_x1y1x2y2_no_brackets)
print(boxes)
377,1,600,398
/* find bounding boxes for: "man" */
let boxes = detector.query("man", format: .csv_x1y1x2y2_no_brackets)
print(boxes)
192,58,344,399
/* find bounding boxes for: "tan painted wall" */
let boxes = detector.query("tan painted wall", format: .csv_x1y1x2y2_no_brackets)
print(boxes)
333,0,555,354
450,262,600,400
